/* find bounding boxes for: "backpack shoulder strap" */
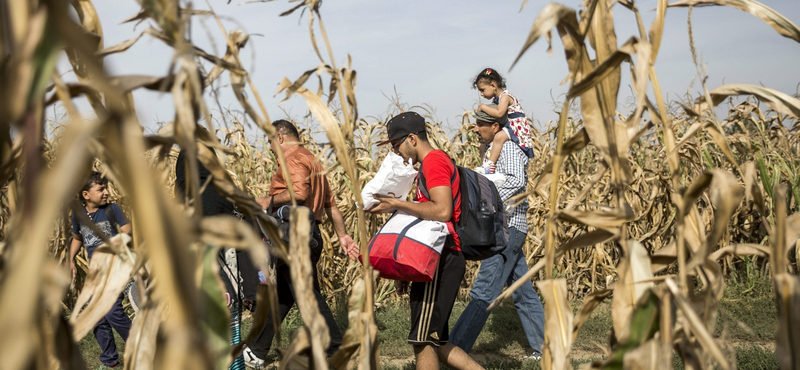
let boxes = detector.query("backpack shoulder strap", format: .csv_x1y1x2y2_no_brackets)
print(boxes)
417,158,457,201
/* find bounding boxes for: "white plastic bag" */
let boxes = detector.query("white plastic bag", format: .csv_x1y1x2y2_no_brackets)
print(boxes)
483,172,506,188
473,167,507,188
361,152,417,210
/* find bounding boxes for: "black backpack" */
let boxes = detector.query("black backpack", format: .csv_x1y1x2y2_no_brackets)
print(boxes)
264,205,320,265
419,159,508,260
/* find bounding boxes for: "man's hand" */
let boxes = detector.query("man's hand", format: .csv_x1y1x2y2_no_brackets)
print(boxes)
69,261,77,280
368,195,398,214
394,280,410,295
338,234,359,260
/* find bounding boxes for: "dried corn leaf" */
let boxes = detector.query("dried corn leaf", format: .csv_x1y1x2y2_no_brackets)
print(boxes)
678,173,712,217
743,161,767,216
558,229,617,255
649,0,668,63
595,290,664,369
328,275,378,370
708,243,770,260
0,114,103,370
340,56,359,122
53,312,87,370
96,32,144,57
686,170,744,271
612,240,654,343
200,245,235,370
328,278,365,369
665,279,730,369
572,289,612,343
566,37,641,100
785,213,800,252
536,278,573,370
44,75,176,106
281,327,312,370
285,207,330,368
694,84,800,118
622,338,671,370
275,65,327,103
558,206,635,233
511,3,579,71
774,273,800,370
651,242,677,273
0,10,48,122
669,0,800,43
70,234,135,341
534,128,591,192
124,300,165,370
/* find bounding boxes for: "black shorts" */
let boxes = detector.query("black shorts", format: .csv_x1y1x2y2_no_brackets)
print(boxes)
408,248,466,347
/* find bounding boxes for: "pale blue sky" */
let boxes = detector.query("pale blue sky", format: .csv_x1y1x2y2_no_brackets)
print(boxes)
57,0,800,136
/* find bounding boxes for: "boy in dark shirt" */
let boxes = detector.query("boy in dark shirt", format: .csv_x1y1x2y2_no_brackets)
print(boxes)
69,172,132,368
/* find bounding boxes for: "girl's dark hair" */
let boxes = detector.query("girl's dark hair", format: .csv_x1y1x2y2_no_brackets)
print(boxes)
80,171,107,202
472,67,506,89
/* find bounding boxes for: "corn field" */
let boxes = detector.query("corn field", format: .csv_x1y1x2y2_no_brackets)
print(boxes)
1,0,799,369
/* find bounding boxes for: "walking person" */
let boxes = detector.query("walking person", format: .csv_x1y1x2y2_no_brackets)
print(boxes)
369,112,484,370
450,106,545,360
244,120,358,369
69,172,133,369
175,146,262,370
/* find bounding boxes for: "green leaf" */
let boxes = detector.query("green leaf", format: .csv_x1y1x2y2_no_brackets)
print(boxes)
200,245,232,369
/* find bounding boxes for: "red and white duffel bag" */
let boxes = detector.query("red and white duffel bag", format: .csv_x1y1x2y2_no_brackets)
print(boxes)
364,210,449,282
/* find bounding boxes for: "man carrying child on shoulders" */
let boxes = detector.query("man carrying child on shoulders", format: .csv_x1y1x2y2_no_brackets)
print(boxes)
450,105,545,361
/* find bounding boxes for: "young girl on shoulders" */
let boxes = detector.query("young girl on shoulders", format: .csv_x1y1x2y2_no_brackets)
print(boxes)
473,68,535,173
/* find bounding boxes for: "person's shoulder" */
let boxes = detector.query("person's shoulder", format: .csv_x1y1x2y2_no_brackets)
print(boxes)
500,141,527,160
281,147,308,165
289,146,317,161
501,140,519,151
424,150,453,168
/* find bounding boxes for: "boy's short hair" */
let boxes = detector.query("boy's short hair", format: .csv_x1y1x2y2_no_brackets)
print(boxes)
80,171,108,202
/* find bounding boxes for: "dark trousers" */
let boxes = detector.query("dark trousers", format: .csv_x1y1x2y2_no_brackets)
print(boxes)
94,294,132,366
249,224,343,358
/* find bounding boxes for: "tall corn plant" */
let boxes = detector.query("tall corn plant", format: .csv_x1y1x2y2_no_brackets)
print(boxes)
0,0,377,369
494,0,800,369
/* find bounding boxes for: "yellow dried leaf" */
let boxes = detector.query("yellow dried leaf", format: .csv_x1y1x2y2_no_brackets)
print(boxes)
611,240,654,343
536,279,574,370
669,0,800,43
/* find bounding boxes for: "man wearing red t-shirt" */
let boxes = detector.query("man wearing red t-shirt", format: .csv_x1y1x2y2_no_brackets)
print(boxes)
371,112,484,370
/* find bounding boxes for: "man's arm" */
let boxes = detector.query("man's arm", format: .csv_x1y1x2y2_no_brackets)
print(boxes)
325,205,358,260
255,190,294,210
478,95,512,119
113,204,133,234
370,185,453,222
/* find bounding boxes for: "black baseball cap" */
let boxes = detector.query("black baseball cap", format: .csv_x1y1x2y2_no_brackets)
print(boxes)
377,111,427,146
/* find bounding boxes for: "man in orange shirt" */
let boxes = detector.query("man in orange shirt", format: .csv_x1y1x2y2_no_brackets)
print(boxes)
244,120,358,369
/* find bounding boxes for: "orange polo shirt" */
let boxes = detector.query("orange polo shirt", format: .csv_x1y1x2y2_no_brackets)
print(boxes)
268,146,335,223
